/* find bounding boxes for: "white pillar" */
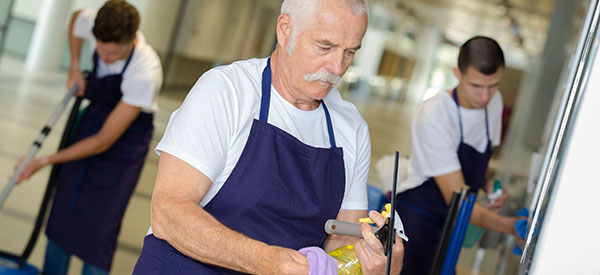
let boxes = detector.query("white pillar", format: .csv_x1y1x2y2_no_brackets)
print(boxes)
405,24,440,102
351,27,387,98
354,27,387,79
25,0,74,72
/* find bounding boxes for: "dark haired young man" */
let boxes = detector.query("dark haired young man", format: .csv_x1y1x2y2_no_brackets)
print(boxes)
393,36,520,274
16,1,162,274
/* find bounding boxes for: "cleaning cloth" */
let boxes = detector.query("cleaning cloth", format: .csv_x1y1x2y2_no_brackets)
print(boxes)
299,247,338,275
512,207,539,255
513,219,528,255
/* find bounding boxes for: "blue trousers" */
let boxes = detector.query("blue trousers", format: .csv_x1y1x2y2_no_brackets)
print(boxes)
43,240,109,275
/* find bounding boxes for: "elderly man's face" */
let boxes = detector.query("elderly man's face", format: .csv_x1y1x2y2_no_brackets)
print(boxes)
285,2,367,101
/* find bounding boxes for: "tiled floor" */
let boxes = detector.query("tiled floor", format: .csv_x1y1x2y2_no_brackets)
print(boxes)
0,54,514,274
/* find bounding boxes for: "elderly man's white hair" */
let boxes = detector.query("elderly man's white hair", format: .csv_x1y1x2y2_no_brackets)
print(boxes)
281,0,369,54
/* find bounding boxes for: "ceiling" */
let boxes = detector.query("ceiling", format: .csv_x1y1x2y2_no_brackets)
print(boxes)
370,0,557,67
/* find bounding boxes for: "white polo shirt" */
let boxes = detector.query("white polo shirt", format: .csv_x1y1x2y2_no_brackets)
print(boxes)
73,9,162,113
155,58,371,210
398,90,503,193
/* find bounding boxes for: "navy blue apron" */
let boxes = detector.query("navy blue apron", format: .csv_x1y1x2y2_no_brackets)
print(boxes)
45,48,154,271
133,58,346,274
395,88,493,274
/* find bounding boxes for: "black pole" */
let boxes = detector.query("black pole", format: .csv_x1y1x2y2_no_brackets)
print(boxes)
385,151,400,275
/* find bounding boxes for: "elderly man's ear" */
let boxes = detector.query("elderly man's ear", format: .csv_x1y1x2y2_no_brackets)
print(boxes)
276,14,293,49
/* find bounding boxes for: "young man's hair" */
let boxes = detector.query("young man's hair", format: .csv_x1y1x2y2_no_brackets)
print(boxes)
92,0,140,44
458,36,505,75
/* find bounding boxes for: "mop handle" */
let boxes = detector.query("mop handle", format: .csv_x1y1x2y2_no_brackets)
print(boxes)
0,84,79,209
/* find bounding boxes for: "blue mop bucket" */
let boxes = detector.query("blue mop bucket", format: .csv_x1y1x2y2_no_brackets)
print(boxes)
367,184,388,212
0,254,38,275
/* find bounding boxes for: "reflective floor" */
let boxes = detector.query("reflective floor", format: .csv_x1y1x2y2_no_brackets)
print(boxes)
0,54,518,274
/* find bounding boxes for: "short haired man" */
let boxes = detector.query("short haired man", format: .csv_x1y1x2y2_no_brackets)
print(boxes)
393,36,519,274
133,0,403,274
16,1,162,274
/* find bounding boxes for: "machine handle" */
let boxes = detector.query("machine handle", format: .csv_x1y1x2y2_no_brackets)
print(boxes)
325,219,379,238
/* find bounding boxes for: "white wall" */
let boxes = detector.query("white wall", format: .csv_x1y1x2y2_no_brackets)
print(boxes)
13,0,149,22
12,0,39,21
529,33,600,275
70,0,149,21
11,0,151,45
140,0,181,54
174,0,279,61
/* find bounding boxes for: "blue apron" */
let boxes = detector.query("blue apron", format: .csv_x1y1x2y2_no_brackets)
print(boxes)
395,88,493,274
133,58,346,274
45,48,154,271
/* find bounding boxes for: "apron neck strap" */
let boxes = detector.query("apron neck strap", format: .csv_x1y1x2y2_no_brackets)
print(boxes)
322,102,337,148
259,58,272,122
121,46,135,75
452,88,490,142
92,51,99,74
259,58,337,148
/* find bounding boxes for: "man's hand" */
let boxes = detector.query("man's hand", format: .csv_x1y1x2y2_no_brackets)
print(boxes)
68,68,86,96
354,211,403,275
486,188,508,210
259,246,309,275
512,217,528,247
14,157,49,184
485,179,508,211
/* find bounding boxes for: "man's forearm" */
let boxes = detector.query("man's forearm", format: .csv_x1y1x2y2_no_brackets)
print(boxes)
149,153,309,274
470,203,515,235
151,196,274,274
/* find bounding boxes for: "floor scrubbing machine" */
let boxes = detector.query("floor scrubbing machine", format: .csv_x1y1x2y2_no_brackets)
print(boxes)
0,85,83,274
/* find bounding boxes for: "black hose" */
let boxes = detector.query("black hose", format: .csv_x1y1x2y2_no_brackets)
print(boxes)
19,96,83,263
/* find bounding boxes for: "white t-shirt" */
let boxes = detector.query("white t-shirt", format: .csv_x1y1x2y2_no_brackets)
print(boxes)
156,58,371,211
73,9,162,113
399,90,503,193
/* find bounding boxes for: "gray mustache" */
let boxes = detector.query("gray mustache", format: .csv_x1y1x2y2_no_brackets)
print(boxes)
304,71,342,86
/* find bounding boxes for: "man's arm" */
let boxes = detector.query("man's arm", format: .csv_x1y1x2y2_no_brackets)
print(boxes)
150,152,309,274
16,101,141,183
434,171,517,235
67,10,86,96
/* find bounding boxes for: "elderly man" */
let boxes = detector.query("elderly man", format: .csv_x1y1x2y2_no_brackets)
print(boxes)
133,0,403,274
